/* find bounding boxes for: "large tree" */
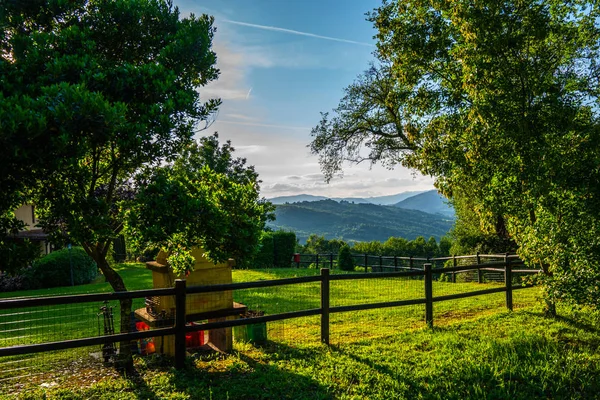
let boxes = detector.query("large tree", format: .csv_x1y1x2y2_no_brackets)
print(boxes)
126,134,274,275
1,0,223,364
311,1,600,310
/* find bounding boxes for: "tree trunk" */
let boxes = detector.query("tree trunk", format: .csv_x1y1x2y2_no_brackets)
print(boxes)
541,263,557,318
86,243,134,371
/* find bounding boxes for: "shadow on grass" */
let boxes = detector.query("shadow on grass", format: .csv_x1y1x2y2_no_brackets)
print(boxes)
125,341,332,400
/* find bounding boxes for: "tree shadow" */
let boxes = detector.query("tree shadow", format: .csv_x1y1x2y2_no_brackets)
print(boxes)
124,342,332,400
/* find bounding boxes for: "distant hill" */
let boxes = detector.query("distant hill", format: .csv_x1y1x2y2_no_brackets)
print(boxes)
268,190,427,206
269,194,328,204
367,191,427,205
267,199,453,243
395,190,454,217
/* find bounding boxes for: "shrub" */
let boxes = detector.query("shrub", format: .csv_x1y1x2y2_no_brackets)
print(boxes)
252,232,275,268
338,245,355,271
29,247,98,288
0,270,33,292
272,231,296,268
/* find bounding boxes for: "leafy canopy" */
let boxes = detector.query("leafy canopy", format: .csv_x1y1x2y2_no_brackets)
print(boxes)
127,135,274,274
311,0,600,308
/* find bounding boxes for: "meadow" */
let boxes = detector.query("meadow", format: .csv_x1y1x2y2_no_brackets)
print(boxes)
1,263,599,399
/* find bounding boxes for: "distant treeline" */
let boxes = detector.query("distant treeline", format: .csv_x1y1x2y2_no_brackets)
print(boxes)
242,231,453,269
298,234,452,259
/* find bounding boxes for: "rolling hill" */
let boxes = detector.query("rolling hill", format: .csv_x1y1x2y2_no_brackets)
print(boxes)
395,190,454,217
267,199,453,243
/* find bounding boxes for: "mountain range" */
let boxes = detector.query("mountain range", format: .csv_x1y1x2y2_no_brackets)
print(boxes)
269,190,427,206
268,190,454,217
266,190,454,243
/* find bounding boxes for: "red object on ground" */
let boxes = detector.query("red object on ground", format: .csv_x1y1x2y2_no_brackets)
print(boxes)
185,322,204,347
293,253,300,263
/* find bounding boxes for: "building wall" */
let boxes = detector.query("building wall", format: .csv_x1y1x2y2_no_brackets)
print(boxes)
14,204,35,229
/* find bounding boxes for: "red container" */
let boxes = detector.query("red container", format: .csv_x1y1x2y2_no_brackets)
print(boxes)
293,254,301,263
185,322,204,348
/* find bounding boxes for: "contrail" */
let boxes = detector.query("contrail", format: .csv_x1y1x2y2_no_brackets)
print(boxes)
218,120,310,131
246,87,252,100
223,19,375,47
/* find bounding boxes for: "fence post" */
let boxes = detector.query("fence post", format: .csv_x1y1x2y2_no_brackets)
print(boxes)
316,254,319,269
505,253,513,311
320,268,330,345
394,255,398,272
410,256,414,270
364,254,368,272
174,279,187,370
476,252,482,283
424,263,433,328
330,253,334,270
452,255,457,283
379,255,383,272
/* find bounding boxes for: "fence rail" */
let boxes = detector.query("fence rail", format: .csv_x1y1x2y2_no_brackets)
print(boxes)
0,255,540,372
291,251,520,272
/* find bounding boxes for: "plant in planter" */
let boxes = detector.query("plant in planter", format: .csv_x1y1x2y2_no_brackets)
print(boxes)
234,310,267,345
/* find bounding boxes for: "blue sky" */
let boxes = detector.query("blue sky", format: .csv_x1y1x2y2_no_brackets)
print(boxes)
176,0,435,198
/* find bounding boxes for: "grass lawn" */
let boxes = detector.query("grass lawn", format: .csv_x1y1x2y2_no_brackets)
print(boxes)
1,264,599,399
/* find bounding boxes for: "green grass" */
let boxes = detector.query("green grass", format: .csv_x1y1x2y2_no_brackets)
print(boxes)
2,265,598,399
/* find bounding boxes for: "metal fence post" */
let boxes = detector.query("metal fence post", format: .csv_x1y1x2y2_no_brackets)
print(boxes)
505,254,513,311
330,253,334,270
174,279,187,369
316,254,319,269
320,268,330,345
424,263,433,328
476,252,482,283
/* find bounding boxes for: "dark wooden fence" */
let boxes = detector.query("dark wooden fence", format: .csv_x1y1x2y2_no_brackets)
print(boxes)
0,256,540,370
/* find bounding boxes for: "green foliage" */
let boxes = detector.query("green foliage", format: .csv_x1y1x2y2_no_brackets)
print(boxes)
337,245,355,271
29,247,97,289
272,231,297,268
312,0,600,308
300,234,347,255
0,238,41,275
351,235,451,258
250,232,275,269
127,136,273,274
1,0,220,293
270,200,452,243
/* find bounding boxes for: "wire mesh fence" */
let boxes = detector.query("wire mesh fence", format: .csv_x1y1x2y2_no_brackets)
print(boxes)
329,274,425,345
0,254,544,389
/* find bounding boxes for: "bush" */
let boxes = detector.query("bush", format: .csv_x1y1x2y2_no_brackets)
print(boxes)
28,247,98,288
252,232,275,268
338,245,355,271
272,231,296,268
0,270,33,292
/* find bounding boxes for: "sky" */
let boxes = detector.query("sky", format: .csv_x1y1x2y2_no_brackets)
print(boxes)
175,0,435,199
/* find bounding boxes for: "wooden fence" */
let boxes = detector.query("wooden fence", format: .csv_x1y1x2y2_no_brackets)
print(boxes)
0,256,539,370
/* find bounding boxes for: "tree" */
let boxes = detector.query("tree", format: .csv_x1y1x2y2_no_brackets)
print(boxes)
311,1,600,310
1,0,222,365
338,245,355,271
126,135,274,274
